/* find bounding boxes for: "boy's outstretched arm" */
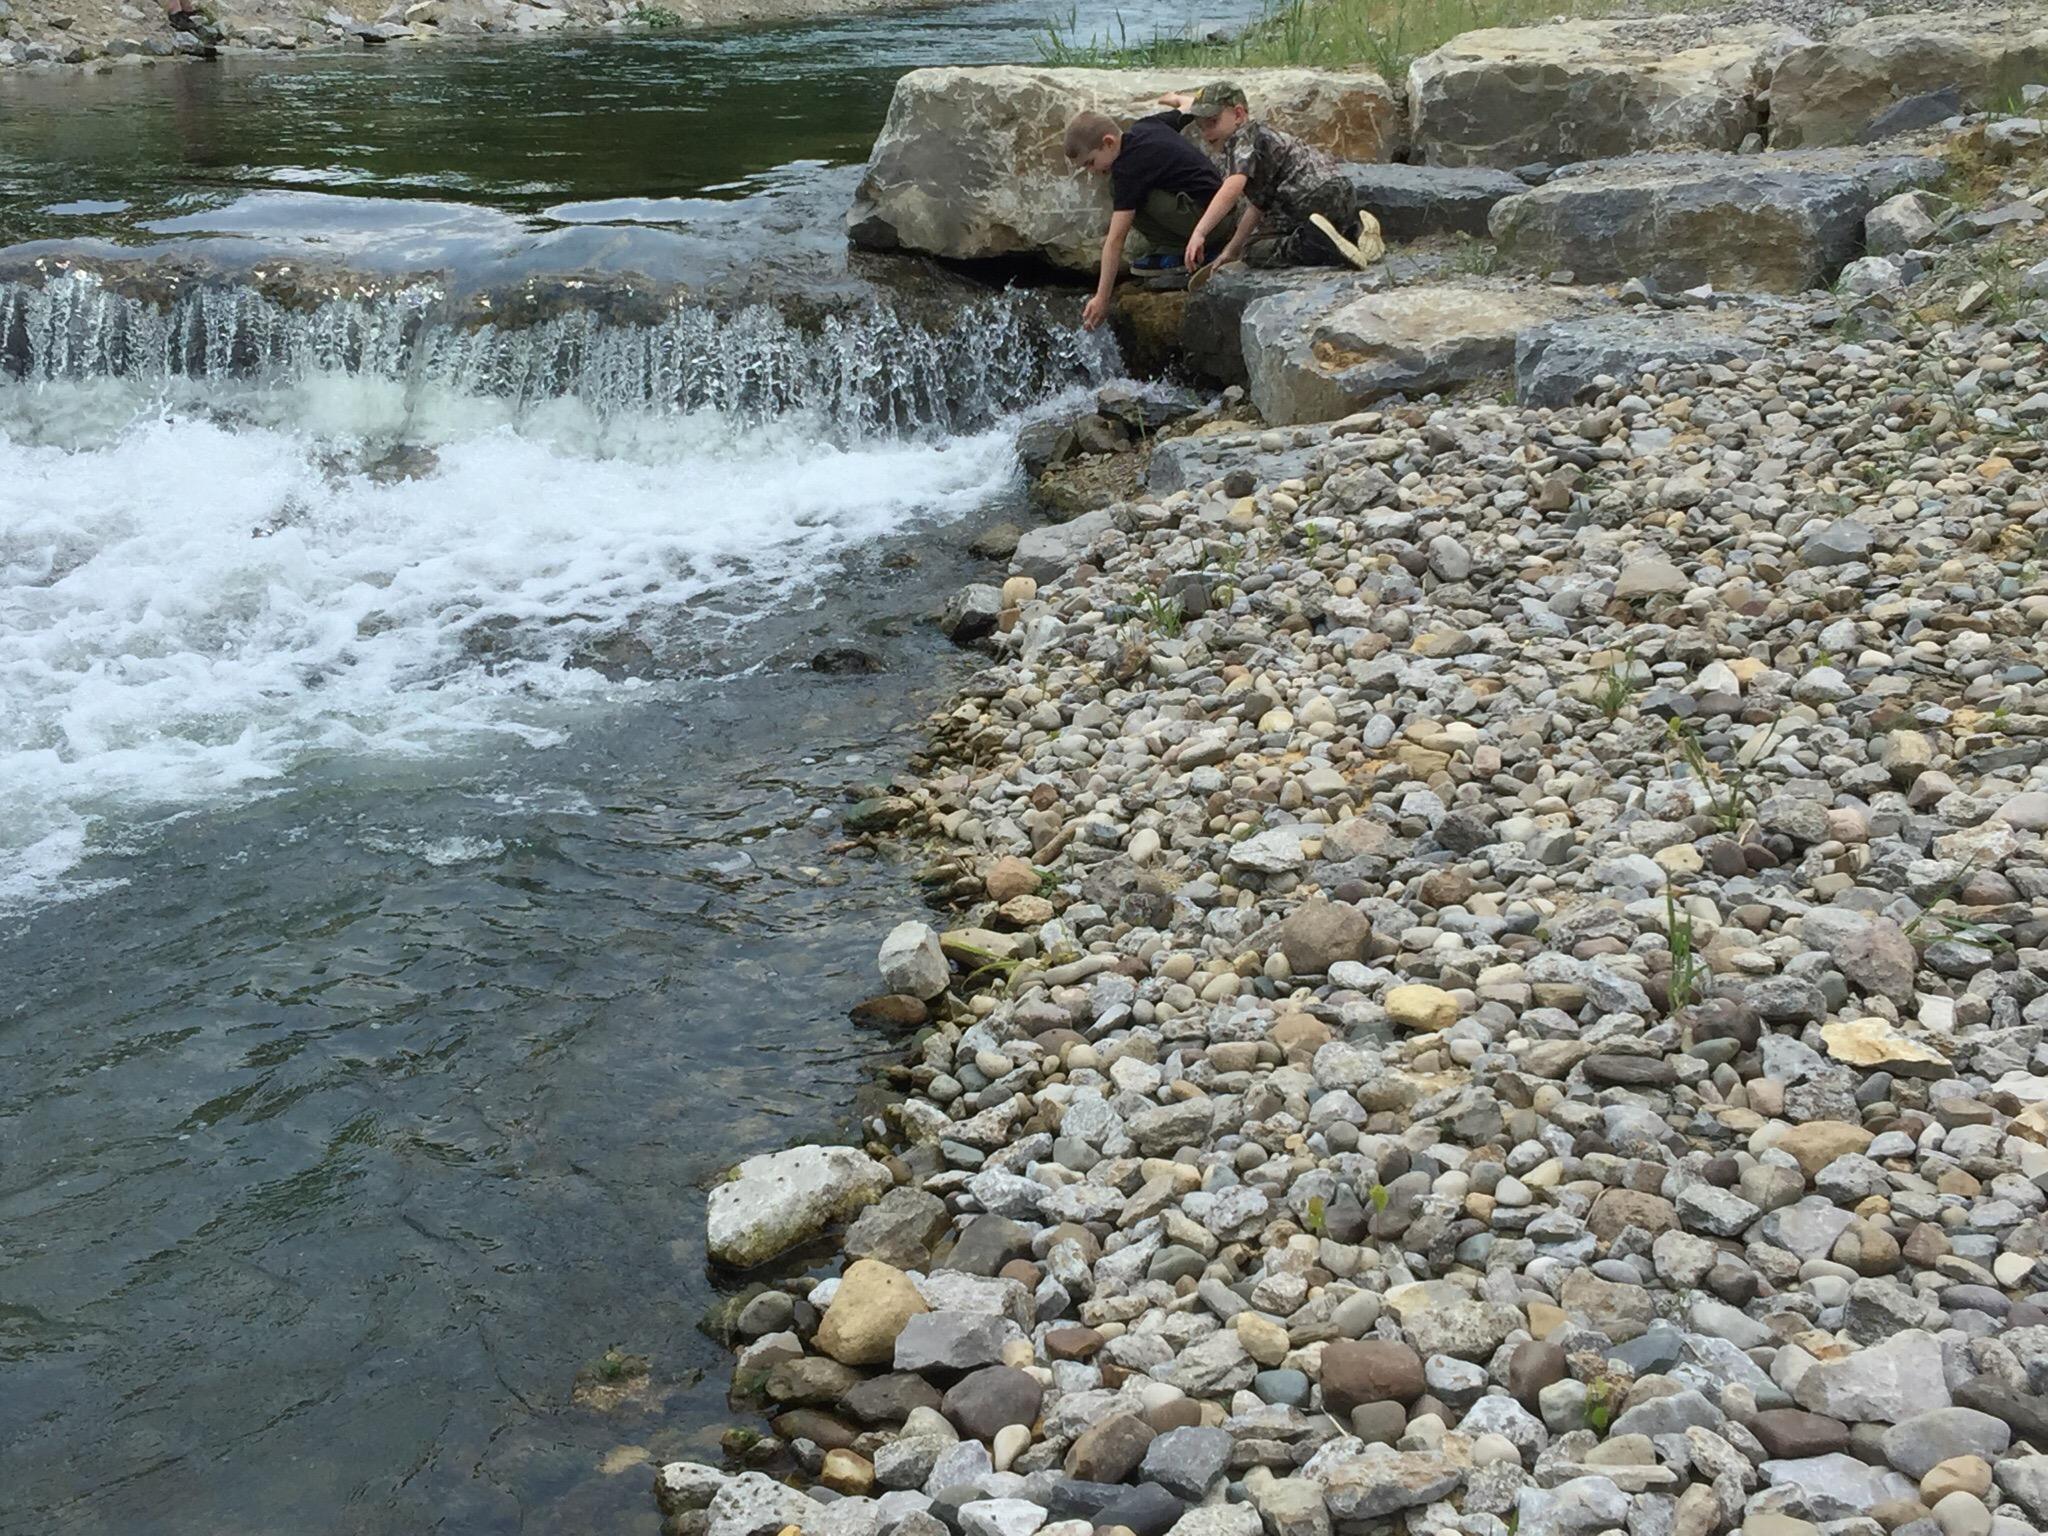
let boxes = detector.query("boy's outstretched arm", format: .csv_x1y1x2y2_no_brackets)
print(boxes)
1214,202,1262,266
1185,173,1248,270
1084,208,1137,331
1156,91,1195,110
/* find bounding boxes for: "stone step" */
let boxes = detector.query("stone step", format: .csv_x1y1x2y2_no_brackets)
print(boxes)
1339,163,1530,242
1489,148,1946,292
1514,314,1767,408
1240,280,1606,424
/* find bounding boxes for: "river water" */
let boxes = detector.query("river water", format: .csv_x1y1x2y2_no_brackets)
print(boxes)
0,4,1265,1531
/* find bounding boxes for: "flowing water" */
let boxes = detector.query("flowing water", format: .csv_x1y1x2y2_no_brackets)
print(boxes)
0,2,1269,1529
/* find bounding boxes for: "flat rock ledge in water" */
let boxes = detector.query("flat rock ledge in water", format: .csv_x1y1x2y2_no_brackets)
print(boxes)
664,95,2048,1536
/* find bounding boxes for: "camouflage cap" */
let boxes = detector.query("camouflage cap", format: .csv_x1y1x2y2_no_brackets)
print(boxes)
1189,81,1248,118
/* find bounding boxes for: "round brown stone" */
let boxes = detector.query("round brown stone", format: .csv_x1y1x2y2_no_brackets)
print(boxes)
1146,1398,1203,1433
1749,1408,1850,1460
1045,1326,1106,1362
1507,1340,1567,1407
1588,1188,1679,1242
1319,1339,1425,1415
1065,1411,1155,1482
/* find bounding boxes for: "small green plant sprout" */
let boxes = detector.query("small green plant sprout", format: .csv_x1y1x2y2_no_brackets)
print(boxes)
1206,542,1243,603
1368,1183,1390,1214
1664,884,1705,1014
1449,234,1500,276
1132,587,1185,637
1301,521,1323,556
597,1346,632,1381
1035,865,1060,897
1584,1377,1616,1434
1666,717,1778,834
1593,647,1641,720
1903,855,2012,951
1304,1195,1327,1236
946,938,1024,989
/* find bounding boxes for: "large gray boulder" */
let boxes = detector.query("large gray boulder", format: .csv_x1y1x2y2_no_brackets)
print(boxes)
1515,314,1765,407
1182,266,1358,386
1012,508,1117,584
1406,19,1807,168
1148,425,1327,494
848,66,1403,269
1770,9,2048,149
1241,281,1602,424
1489,148,1945,291
1339,163,1529,240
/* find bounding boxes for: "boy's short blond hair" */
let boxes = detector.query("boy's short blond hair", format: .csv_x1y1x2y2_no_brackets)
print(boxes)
1063,111,1119,160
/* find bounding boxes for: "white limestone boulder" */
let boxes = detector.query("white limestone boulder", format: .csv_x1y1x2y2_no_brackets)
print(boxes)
707,1144,895,1268
848,66,1403,269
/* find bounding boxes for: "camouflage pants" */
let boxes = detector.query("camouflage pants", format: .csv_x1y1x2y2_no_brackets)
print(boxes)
1132,189,1237,257
1245,179,1362,269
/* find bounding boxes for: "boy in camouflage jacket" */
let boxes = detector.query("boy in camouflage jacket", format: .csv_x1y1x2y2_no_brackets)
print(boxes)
1168,82,1371,272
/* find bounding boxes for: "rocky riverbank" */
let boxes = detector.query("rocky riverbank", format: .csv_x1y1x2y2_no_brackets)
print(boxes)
654,67,2048,1536
0,0,941,69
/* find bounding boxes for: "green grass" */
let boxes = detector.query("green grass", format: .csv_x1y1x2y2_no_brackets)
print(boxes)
1664,885,1703,1013
1037,0,1645,81
1666,717,1776,836
1593,649,1638,720
627,4,683,25
1447,234,1502,275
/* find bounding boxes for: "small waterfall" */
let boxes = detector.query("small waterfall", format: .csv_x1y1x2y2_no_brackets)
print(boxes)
0,270,1117,440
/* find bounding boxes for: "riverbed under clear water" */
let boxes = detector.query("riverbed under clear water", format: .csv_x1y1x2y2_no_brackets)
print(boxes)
0,3,1264,1529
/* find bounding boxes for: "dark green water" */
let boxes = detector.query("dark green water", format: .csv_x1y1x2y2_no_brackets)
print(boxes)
0,2,1262,1530
0,0,1260,244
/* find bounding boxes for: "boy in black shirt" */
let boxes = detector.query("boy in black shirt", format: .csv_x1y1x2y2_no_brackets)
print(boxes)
1063,101,1236,330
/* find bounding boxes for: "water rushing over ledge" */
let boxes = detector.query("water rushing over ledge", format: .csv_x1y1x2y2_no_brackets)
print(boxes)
0,262,1102,1536
3,269,1115,439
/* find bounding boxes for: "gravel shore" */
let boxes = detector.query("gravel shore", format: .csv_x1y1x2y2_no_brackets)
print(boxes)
669,108,2048,1536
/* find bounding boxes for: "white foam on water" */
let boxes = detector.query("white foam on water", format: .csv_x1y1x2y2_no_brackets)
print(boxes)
0,374,1026,911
